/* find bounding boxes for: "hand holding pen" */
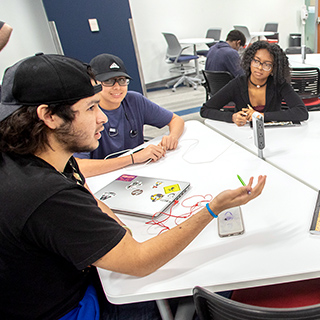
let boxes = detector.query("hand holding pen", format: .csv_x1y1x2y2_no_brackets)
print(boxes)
241,104,255,122
232,110,248,127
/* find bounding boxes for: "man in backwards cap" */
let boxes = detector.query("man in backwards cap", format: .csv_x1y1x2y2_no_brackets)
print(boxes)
74,53,185,177
0,53,266,319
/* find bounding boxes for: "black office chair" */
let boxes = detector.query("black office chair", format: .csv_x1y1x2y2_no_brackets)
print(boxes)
202,70,234,101
285,46,314,54
193,286,320,320
264,22,279,43
289,67,320,111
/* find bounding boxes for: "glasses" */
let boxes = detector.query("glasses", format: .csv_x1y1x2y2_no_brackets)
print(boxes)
101,77,130,87
251,58,273,72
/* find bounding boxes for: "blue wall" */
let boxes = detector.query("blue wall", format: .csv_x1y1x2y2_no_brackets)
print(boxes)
43,0,143,93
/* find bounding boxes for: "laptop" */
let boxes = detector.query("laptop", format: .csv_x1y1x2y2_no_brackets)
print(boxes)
95,174,190,218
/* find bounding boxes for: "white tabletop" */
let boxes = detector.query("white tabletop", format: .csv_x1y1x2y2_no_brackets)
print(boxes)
288,53,320,68
251,31,275,37
205,113,320,190
87,120,318,304
179,38,214,45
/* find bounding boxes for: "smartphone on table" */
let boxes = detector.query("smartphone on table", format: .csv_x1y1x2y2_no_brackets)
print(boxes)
218,206,244,237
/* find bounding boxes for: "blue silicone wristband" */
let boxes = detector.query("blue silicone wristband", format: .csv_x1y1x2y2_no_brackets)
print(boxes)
206,203,218,218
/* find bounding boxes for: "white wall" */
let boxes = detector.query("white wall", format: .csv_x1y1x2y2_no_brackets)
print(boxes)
0,0,57,82
129,0,305,84
0,0,307,86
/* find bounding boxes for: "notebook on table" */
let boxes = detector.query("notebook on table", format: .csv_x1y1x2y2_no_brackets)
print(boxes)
250,120,301,128
94,174,190,218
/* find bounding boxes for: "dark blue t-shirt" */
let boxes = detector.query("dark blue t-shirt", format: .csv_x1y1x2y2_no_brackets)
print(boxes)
74,91,173,160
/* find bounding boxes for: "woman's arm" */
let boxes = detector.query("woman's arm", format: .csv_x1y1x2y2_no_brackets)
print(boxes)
200,78,239,123
264,83,309,122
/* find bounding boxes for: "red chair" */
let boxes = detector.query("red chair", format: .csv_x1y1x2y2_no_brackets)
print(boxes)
231,278,320,308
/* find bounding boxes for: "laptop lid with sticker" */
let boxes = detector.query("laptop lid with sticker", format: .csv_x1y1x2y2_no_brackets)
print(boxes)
94,174,190,218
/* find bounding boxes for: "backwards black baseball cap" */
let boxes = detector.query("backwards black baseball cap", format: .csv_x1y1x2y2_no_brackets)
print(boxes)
89,53,132,81
0,53,102,122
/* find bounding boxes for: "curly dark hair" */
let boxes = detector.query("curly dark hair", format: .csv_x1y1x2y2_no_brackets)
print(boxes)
241,41,291,86
0,66,98,155
0,103,77,154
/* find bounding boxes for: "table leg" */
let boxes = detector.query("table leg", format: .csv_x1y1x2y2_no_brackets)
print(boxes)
156,299,174,320
174,296,195,320
156,297,195,320
193,44,200,77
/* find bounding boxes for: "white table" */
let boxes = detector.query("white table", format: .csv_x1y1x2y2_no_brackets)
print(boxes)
250,31,275,41
87,120,318,310
288,53,320,68
179,38,214,77
205,113,320,191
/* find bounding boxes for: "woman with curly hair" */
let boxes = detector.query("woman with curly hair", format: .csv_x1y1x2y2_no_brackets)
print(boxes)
200,41,308,126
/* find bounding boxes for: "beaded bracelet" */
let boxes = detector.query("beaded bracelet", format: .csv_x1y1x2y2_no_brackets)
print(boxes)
206,203,218,218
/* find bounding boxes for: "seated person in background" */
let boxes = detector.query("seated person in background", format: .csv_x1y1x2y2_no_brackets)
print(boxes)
205,29,246,78
0,53,267,319
200,41,309,126
74,53,184,177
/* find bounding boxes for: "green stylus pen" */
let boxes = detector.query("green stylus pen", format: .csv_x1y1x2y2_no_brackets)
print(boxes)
237,174,246,186
237,175,251,194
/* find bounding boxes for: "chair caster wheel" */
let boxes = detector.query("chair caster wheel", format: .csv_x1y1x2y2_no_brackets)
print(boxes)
193,86,197,90
172,88,176,92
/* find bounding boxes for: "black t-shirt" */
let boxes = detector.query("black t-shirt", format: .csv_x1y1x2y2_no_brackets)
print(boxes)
0,153,126,319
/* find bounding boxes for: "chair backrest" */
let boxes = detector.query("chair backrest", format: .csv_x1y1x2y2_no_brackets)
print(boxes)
205,28,222,48
285,46,313,54
264,22,278,32
202,70,233,100
264,22,279,41
162,32,182,58
233,25,251,45
290,67,320,99
206,28,221,41
193,286,320,320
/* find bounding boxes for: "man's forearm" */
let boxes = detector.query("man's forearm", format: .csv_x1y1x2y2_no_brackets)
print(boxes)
75,156,133,177
0,23,13,51
168,114,185,140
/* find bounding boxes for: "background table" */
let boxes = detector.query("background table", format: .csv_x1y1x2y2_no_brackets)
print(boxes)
250,31,275,41
179,38,214,77
205,113,320,190
288,53,320,68
87,120,318,307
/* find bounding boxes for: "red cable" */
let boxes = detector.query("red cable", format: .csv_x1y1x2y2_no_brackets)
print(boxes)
145,194,213,234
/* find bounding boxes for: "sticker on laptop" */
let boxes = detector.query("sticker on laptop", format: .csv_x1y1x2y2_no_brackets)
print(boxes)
126,181,142,190
116,174,137,182
160,193,176,202
131,189,143,196
164,184,181,194
151,193,164,202
99,191,116,201
152,181,163,189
